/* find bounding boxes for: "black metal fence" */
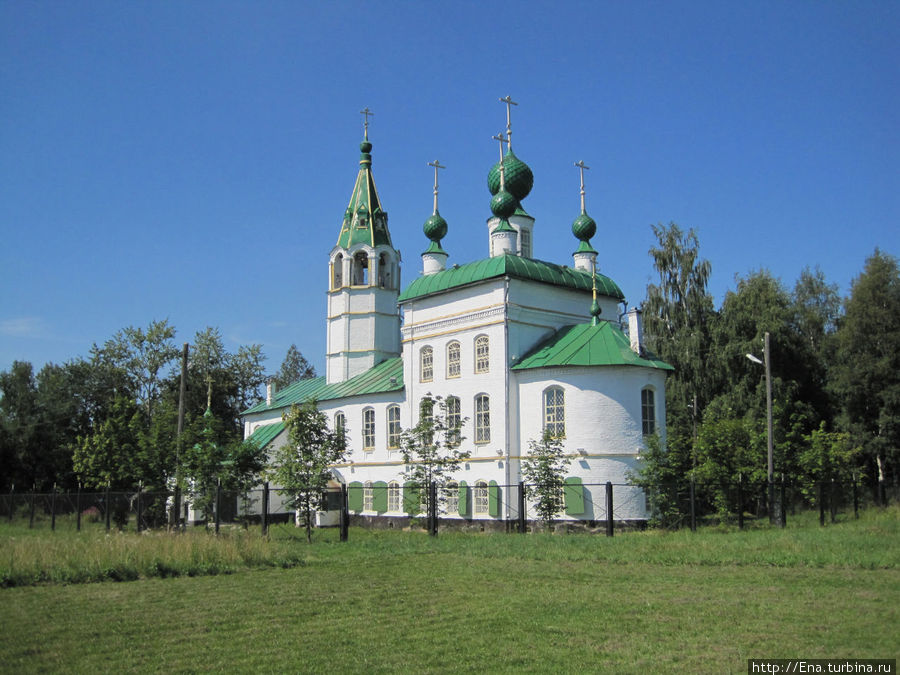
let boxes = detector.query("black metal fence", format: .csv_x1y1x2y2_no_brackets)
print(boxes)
1,477,894,538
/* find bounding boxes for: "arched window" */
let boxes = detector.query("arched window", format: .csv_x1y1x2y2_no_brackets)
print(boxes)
475,394,490,444
388,481,401,512
378,253,390,288
445,480,459,515
446,396,461,446
474,480,489,515
420,346,433,382
642,388,656,436
475,335,490,374
446,341,461,378
387,405,401,449
543,387,565,438
420,397,434,426
353,251,369,286
332,254,343,289
363,481,374,511
334,411,346,435
363,407,375,450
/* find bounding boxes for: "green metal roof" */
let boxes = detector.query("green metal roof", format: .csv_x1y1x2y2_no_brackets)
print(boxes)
246,421,285,450
243,357,404,415
512,321,674,371
336,141,393,250
398,255,624,302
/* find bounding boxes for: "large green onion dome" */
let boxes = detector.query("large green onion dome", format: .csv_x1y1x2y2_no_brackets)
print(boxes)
487,148,534,202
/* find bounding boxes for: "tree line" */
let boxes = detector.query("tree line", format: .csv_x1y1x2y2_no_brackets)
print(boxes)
0,322,314,494
636,223,899,514
2,227,897,515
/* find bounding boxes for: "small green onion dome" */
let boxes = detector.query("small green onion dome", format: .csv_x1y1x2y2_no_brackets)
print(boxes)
423,212,448,242
572,212,597,242
490,189,518,220
488,149,534,202
360,140,373,153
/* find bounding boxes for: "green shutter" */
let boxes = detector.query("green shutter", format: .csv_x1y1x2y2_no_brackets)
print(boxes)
403,481,421,515
372,481,388,513
458,480,469,517
564,477,585,515
488,480,501,518
348,481,363,512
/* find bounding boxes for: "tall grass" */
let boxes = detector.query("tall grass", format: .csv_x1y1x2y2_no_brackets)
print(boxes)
1,505,897,588
0,526,311,587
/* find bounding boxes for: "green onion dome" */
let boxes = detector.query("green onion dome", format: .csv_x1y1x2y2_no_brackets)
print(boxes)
490,188,518,220
572,212,597,242
360,140,372,153
488,148,534,202
423,212,448,242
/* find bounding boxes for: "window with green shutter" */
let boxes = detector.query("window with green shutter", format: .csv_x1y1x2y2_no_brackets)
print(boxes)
564,477,585,515
348,481,363,512
403,481,421,515
372,481,388,513
458,480,469,517
488,480,501,517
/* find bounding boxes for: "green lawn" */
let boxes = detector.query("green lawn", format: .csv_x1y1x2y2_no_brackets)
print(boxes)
1,509,898,673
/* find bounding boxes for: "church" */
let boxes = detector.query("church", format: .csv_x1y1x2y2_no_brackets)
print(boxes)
241,103,672,526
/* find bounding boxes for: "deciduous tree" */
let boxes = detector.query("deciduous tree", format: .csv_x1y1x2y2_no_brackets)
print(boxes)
270,400,347,542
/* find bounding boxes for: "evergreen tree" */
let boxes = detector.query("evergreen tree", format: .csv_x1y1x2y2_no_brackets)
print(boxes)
272,344,316,390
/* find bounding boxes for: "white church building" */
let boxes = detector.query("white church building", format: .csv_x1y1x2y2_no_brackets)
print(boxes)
241,108,672,526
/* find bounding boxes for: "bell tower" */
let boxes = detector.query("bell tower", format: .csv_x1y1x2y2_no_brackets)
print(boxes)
326,110,401,384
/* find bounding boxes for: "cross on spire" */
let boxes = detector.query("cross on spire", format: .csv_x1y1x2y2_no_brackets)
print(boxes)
492,132,509,189
428,159,445,214
575,160,590,214
360,107,374,139
499,95,518,150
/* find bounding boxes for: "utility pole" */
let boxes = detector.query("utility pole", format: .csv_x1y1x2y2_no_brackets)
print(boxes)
764,331,775,524
171,342,188,529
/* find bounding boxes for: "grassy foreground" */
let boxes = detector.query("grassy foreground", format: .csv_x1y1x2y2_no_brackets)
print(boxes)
1,509,898,673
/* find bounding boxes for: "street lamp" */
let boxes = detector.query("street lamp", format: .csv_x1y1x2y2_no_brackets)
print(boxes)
746,331,775,523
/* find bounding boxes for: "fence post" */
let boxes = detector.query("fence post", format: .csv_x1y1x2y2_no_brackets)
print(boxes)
769,478,775,525
605,481,614,537
518,481,526,534
780,474,786,528
136,482,143,533
51,483,57,531
340,484,348,542
737,474,744,530
852,473,859,520
689,477,697,532
76,483,82,532
261,482,269,536
818,482,825,527
829,478,837,523
29,484,36,529
7,484,12,523
215,479,221,536
105,483,111,532
429,481,437,537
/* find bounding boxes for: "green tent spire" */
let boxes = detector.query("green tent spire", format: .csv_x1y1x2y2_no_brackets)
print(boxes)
335,111,393,249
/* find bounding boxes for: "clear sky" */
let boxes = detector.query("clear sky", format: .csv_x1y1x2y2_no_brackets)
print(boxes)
1,1,898,377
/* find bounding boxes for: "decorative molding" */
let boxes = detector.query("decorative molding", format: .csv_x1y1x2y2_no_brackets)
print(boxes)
402,306,505,341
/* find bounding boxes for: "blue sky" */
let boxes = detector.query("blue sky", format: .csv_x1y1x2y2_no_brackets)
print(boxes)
1,1,898,377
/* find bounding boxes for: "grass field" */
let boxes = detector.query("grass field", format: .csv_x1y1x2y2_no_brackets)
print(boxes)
1,509,898,673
